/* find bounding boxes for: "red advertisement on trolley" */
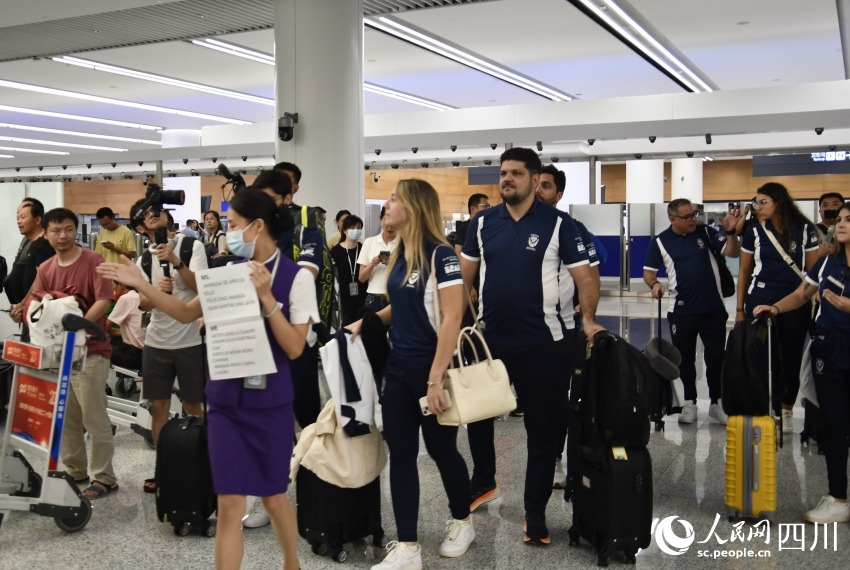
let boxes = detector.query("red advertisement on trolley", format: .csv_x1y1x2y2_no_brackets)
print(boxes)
11,371,56,449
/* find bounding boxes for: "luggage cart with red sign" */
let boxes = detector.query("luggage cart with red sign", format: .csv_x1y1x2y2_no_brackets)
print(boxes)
0,314,105,533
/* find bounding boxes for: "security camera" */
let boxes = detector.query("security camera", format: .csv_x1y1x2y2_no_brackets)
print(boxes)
587,138,595,146
373,172,380,182
450,145,457,152
411,147,418,154
552,157,560,163
62,165,67,170
421,162,429,168
138,161,144,167
635,154,642,160
649,136,656,143
830,145,837,151
37,166,43,171
278,112,298,142
241,156,247,161
111,162,117,167
536,141,543,151
452,161,460,167
815,127,824,135
211,158,217,163
182,158,189,164
14,167,20,172
375,149,381,156
87,164,92,169
490,143,497,150
483,160,492,166
686,151,694,158
364,164,370,170
705,134,712,144
391,164,399,169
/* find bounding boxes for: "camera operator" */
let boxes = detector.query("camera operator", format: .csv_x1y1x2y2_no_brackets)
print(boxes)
129,190,208,495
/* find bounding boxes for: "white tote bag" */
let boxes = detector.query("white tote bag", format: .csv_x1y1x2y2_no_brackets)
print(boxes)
26,292,86,348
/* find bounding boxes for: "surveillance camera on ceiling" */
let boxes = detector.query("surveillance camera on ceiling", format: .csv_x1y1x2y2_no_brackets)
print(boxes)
182,158,188,164
649,136,656,143
372,172,380,182
686,151,694,158
452,161,460,167
242,156,247,161
552,157,560,163
450,145,457,152
61,165,67,170
490,143,497,150
815,127,824,135
705,134,712,144
211,158,217,163
364,164,370,170
634,154,642,160
37,166,43,171
138,161,144,167
391,164,399,169
87,164,92,169
278,112,298,142
111,162,117,167
587,138,595,146
536,141,543,151
411,147,418,154
375,149,381,156
483,160,492,166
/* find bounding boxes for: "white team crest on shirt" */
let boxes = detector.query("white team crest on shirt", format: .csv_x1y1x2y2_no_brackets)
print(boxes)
789,241,797,253
407,271,420,287
528,234,540,250
671,324,678,336
815,358,824,374
696,238,705,249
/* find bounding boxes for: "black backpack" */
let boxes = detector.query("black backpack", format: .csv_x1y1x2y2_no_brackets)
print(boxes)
204,230,225,261
141,237,195,281
721,318,782,416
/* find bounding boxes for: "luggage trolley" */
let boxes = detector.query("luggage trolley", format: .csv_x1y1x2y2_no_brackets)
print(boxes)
0,314,105,533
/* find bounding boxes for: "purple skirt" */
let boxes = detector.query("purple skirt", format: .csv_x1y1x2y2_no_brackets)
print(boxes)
207,402,294,496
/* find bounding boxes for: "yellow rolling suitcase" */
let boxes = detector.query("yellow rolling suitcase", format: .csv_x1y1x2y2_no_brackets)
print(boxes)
725,316,778,522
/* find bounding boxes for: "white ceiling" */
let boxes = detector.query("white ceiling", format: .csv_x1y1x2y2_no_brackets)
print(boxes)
0,0,845,171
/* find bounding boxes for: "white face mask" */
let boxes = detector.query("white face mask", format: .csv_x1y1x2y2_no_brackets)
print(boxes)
225,220,257,259
347,228,363,241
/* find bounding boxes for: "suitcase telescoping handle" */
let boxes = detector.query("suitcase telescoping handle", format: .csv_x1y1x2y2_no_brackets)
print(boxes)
753,315,781,448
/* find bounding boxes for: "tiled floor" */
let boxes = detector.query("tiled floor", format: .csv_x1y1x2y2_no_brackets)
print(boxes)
1,297,847,569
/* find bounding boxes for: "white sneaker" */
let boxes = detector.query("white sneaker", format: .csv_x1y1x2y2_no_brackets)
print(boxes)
782,409,794,434
804,495,850,524
678,403,698,424
242,504,270,528
709,403,728,425
553,460,566,489
371,541,423,570
439,518,475,558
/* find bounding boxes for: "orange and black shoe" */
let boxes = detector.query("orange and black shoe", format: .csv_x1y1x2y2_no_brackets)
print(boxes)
523,518,551,546
470,483,500,512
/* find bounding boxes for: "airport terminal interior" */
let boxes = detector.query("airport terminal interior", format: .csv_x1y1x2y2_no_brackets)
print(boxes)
2,0,850,569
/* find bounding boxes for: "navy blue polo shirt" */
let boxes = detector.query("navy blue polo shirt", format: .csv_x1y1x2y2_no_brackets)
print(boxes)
461,200,589,349
644,225,727,314
563,217,599,327
741,220,818,305
808,253,850,333
387,243,463,369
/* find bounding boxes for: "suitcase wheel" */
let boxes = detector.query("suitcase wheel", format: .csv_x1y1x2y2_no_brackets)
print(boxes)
176,523,192,536
654,420,664,432
332,550,347,563
623,549,637,564
204,522,216,538
310,542,329,556
596,552,609,567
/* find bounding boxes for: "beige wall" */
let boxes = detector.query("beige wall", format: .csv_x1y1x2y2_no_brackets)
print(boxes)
62,160,850,216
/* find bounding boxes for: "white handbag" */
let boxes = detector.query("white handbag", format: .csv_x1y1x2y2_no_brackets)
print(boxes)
26,291,86,348
428,246,515,426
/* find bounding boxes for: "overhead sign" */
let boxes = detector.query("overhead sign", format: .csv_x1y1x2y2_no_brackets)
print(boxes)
753,152,850,176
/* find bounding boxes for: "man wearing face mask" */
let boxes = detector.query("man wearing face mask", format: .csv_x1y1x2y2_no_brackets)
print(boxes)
129,196,208,495
817,193,845,253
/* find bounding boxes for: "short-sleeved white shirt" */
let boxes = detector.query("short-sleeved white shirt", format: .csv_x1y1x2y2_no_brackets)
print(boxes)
356,233,399,295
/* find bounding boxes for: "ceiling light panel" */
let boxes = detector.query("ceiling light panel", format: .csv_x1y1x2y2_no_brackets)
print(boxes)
0,123,160,145
0,104,162,130
0,146,68,155
0,135,126,152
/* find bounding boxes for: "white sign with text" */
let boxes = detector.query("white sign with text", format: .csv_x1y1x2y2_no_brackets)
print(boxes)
196,264,277,380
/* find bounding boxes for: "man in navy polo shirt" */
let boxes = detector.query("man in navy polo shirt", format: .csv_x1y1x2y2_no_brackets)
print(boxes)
643,198,741,426
461,147,604,546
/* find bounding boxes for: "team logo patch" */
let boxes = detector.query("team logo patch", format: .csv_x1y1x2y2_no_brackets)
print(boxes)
815,358,824,374
696,238,705,249
300,247,315,258
528,234,539,248
671,324,678,336
789,241,797,253
407,271,420,287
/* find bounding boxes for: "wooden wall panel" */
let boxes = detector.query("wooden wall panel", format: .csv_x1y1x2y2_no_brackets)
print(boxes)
364,168,500,219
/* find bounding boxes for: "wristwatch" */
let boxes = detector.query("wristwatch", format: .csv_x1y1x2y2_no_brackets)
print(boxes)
173,260,185,270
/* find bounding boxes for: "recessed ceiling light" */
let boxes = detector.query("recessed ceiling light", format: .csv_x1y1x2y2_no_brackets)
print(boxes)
0,135,126,152
737,21,750,25
0,145,68,155
0,79,251,125
0,123,160,145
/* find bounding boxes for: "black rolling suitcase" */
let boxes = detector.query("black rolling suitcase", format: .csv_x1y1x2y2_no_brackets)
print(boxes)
296,467,385,563
568,446,653,566
155,414,217,537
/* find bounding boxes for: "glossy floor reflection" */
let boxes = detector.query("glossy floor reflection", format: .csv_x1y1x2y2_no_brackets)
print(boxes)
1,297,847,569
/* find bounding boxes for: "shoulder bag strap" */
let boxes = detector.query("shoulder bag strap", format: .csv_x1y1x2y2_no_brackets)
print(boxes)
430,245,476,335
760,221,805,282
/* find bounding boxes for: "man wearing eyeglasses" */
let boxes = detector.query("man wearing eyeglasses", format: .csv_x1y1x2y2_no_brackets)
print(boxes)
643,199,741,425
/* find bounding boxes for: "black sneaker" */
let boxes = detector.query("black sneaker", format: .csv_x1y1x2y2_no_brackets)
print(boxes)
470,483,500,512
509,404,524,417
523,517,550,546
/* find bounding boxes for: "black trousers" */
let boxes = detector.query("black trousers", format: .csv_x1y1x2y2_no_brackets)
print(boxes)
382,361,470,542
667,309,728,403
812,343,850,500
110,337,143,370
467,335,572,519
290,342,321,429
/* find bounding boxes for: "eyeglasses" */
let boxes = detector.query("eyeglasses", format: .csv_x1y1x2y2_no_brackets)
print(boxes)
752,199,773,210
672,212,698,221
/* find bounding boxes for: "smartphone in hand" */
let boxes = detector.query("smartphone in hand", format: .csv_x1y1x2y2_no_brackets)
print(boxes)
824,275,845,297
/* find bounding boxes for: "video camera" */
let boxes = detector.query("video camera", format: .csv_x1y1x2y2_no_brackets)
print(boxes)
131,182,185,227
217,163,247,199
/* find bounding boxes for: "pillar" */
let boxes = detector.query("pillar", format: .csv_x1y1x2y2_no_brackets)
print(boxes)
670,158,703,204
625,159,664,204
274,0,365,235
